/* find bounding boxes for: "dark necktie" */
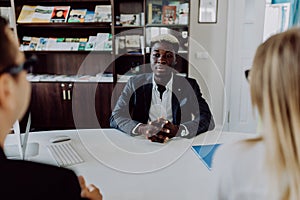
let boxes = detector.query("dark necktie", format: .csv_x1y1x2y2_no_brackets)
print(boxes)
157,84,166,100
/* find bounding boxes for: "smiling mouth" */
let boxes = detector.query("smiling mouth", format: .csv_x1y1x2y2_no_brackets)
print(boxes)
156,68,166,72
155,65,168,71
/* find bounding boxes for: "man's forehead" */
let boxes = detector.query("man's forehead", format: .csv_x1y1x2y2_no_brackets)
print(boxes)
152,47,175,53
152,48,173,53
152,42,175,52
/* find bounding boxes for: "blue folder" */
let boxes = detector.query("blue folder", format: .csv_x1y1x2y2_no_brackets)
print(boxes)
191,144,222,170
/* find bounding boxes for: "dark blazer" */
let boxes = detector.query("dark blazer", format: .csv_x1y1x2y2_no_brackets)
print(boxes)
0,148,86,200
110,73,215,138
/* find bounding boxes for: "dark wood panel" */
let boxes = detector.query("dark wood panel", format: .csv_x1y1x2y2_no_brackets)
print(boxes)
72,83,113,128
118,1,143,14
0,0,10,7
110,82,126,109
115,55,145,75
15,0,110,4
17,22,111,29
96,83,114,128
30,82,75,131
17,26,111,38
29,82,114,131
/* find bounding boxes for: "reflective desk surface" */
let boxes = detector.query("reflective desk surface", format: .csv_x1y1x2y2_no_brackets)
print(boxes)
4,129,256,200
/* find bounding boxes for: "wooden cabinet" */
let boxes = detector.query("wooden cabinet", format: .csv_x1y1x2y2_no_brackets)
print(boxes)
72,82,113,129
30,82,75,131
13,0,190,131
29,82,114,131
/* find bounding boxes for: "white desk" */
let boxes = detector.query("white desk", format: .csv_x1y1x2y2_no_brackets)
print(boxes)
4,129,256,200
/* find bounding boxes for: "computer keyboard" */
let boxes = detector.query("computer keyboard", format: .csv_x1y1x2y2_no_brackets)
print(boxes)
47,141,84,167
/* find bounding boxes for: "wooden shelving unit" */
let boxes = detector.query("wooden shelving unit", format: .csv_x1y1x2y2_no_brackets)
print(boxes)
12,0,190,131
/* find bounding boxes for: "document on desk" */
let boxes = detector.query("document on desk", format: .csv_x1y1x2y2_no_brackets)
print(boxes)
191,144,222,170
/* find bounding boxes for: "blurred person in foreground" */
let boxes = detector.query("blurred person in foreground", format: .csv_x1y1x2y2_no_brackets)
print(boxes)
0,16,102,200
211,27,300,199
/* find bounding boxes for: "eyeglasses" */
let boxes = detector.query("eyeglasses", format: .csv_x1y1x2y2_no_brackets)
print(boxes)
245,69,251,81
0,55,37,76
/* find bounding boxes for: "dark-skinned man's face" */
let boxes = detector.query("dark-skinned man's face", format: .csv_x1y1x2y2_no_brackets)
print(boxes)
150,42,176,80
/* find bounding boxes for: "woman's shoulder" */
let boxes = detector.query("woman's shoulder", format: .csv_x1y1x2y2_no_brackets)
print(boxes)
213,138,264,168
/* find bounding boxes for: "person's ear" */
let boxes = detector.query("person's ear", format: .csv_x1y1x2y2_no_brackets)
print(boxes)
0,74,16,111
173,54,178,65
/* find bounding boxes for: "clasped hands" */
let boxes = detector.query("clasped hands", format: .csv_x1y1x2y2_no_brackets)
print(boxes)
137,118,179,143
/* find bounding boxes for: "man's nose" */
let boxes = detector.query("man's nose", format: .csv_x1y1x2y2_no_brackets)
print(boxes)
158,55,167,65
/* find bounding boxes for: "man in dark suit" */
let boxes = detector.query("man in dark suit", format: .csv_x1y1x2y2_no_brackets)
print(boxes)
110,34,214,143
0,17,102,200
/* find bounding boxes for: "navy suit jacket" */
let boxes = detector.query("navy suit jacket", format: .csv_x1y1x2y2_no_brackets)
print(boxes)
110,73,215,138
0,148,86,200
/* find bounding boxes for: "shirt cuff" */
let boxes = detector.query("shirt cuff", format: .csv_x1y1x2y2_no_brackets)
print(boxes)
179,124,189,137
132,123,142,136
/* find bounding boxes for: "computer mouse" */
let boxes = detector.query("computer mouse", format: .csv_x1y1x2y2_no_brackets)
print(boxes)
50,135,71,143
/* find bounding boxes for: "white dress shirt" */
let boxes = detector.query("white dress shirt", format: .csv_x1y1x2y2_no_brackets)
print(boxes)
132,73,188,136
149,73,173,121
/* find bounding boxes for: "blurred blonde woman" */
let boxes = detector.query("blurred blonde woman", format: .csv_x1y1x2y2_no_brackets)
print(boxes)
211,27,300,199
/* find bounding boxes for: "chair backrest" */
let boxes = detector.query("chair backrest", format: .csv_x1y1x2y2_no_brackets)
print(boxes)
12,120,20,135
11,120,23,159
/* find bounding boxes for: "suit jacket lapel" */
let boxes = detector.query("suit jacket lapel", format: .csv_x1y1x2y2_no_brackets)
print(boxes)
172,75,182,125
143,83,152,121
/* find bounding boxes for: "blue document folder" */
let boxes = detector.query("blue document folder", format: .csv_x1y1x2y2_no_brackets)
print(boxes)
191,144,222,170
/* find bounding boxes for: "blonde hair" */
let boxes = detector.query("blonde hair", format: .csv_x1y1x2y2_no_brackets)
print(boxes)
251,27,300,200
150,34,179,52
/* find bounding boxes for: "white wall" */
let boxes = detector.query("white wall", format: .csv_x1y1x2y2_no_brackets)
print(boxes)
188,0,228,129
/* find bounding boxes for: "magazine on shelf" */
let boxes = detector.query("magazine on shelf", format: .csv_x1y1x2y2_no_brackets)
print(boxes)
20,36,31,51
31,6,54,23
95,33,112,51
29,37,39,50
148,3,162,24
46,38,79,51
50,6,70,23
59,42,79,51
120,14,140,26
68,9,87,22
178,3,189,24
162,5,177,25
20,36,98,51
116,36,126,54
78,42,87,51
168,1,180,23
36,37,48,50
125,35,140,49
85,36,97,50
17,5,36,23
104,34,113,51
65,38,80,42
93,5,112,22
84,10,95,22
45,37,58,50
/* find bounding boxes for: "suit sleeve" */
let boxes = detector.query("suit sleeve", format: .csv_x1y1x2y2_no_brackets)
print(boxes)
182,79,215,138
58,169,86,200
110,78,140,135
